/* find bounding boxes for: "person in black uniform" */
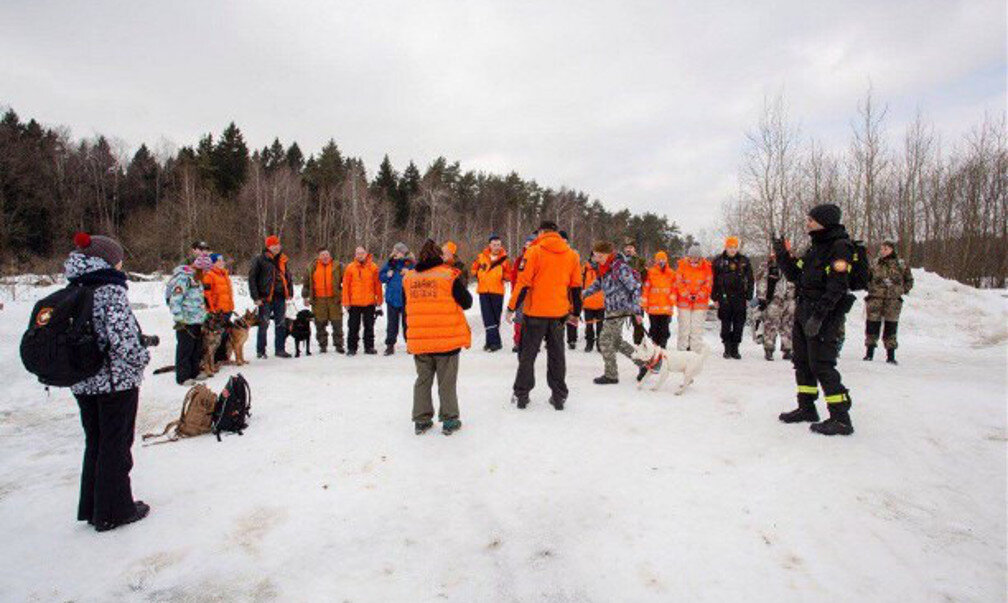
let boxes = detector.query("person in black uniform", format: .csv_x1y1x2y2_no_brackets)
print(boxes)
773,204,856,436
711,236,754,359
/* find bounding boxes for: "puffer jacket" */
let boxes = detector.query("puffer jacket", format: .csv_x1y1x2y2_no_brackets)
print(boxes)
342,256,383,307
471,248,511,295
642,261,676,315
379,256,415,308
202,267,234,314
168,265,209,325
66,253,150,395
674,258,713,310
582,253,642,317
868,254,914,300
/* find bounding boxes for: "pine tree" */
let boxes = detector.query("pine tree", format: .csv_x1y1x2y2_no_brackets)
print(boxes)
212,122,249,197
396,161,420,228
285,142,304,172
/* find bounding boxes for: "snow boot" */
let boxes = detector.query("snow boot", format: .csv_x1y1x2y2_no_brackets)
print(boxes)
275,350,292,359
346,348,357,356
549,395,565,411
364,347,378,355
863,345,875,361
384,344,395,356
810,401,854,436
585,340,594,352
722,343,731,359
886,348,898,365
256,352,268,360
512,345,519,353
731,342,741,360
593,375,619,385
442,419,462,435
779,398,820,424
487,343,502,352
782,349,792,360
415,421,433,435
512,394,529,409
334,343,345,354
483,343,490,352
95,501,150,533
319,345,327,354
764,348,774,361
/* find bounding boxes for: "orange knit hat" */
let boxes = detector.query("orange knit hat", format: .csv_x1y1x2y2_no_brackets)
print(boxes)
725,236,740,248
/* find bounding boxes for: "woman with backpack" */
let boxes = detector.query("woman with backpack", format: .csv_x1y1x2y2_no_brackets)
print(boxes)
67,233,152,532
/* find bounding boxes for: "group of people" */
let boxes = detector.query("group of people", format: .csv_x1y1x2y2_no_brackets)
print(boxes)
56,201,918,532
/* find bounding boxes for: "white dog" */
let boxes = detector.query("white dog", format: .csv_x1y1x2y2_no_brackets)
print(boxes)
630,337,709,395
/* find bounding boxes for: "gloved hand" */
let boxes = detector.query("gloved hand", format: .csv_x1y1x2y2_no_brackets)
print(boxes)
374,306,384,318
758,299,767,311
803,315,823,338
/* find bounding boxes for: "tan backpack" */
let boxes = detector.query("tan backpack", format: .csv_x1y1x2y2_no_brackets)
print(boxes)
142,384,218,444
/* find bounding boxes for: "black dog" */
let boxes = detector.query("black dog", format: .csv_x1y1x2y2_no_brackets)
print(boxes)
287,309,314,357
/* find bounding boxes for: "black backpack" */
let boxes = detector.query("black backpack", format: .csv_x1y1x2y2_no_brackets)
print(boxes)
20,284,105,387
847,240,871,291
211,373,251,440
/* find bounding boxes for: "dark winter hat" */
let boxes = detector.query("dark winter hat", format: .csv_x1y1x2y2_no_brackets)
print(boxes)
808,204,842,228
74,232,124,267
592,241,614,254
538,220,559,232
192,240,210,251
210,253,223,263
881,240,896,249
488,234,501,242
559,230,569,241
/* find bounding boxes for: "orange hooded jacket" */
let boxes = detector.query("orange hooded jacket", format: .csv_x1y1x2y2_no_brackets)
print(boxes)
342,256,383,307
674,257,713,310
470,248,511,295
202,267,235,313
582,262,605,311
507,232,582,318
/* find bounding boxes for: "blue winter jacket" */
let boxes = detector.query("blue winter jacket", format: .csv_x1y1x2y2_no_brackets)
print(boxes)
582,253,643,316
379,257,415,308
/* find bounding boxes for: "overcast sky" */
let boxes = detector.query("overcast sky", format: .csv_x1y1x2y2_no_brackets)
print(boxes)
1,0,1004,233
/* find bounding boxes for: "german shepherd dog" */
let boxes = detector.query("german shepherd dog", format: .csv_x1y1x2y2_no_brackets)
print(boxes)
287,309,314,357
200,313,228,376
226,308,256,366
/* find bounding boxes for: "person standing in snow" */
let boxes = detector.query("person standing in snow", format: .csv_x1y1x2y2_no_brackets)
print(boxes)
470,235,511,352
581,258,606,352
582,241,645,384
711,236,754,359
622,238,648,345
342,246,383,356
758,250,796,361
864,240,914,365
249,235,294,359
774,203,857,436
405,239,473,435
301,246,345,354
203,253,234,362
673,244,713,352
442,240,469,287
168,254,211,385
506,221,583,410
509,235,536,352
641,251,676,349
67,233,151,532
379,242,415,355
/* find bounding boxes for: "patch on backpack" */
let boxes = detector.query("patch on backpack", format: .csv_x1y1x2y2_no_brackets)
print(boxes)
35,307,53,327
173,286,184,295
832,259,849,273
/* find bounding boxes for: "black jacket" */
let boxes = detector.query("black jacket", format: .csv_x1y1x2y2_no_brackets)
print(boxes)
711,252,754,302
249,250,294,302
775,224,854,319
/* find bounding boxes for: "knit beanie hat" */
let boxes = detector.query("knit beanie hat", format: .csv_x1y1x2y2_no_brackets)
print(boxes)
725,236,740,248
654,251,669,263
489,234,501,242
193,255,213,271
592,241,614,254
265,235,281,248
442,241,458,256
808,204,842,228
210,253,223,263
74,232,124,267
393,242,409,255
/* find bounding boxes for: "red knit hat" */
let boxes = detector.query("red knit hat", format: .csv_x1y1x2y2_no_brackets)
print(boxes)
265,235,281,248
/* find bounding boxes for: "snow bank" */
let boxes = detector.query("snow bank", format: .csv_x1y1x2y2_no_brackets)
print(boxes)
0,269,1004,601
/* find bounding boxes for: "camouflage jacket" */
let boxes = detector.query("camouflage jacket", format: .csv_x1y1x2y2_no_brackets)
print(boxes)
868,255,913,299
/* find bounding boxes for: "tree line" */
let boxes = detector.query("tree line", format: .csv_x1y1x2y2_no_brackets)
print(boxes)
723,90,1007,288
0,108,689,274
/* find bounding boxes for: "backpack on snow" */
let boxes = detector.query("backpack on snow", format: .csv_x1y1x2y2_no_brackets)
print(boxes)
211,374,251,440
846,240,871,292
20,283,105,387
141,384,218,444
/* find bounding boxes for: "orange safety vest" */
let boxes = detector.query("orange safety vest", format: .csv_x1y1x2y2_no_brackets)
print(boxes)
312,260,336,298
582,263,605,311
404,265,471,354
642,264,676,315
674,258,713,310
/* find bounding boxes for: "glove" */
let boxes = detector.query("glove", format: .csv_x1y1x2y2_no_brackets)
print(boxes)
803,315,823,338
374,307,384,318
758,300,767,311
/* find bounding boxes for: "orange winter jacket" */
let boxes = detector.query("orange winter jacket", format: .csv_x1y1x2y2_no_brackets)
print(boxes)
507,232,583,318
342,257,383,307
470,248,511,295
582,262,605,311
404,264,472,354
674,257,713,310
202,267,235,313
643,260,676,315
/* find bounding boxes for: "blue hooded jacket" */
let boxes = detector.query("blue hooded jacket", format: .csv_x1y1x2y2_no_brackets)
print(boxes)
379,256,415,308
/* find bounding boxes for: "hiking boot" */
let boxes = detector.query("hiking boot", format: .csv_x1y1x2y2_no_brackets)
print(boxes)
567,341,576,350
275,351,292,359
442,419,462,435
863,345,875,361
782,350,792,360
346,349,357,356
483,343,490,351
886,348,898,365
487,344,502,352
364,348,378,355
512,394,529,409
384,344,395,356
811,402,854,436
585,341,594,353
415,421,433,435
256,352,268,360
512,345,520,353
764,348,774,361
319,345,327,354
334,344,345,354
549,396,565,411
593,376,619,385
731,344,741,360
779,400,820,424
95,501,150,533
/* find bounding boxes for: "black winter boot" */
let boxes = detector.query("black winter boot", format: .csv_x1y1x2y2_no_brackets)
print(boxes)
384,344,394,356
415,421,433,435
764,348,774,361
863,345,875,361
782,349,792,360
810,401,854,436
549,395,565,411
886,348,898,365
585,340,594,353
511,394,529,409
779,397,820,423
722,343,732,359
731,342,742,359
593,375,619,385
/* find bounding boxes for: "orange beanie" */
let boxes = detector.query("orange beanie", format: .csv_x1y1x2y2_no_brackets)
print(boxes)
725,236,740,248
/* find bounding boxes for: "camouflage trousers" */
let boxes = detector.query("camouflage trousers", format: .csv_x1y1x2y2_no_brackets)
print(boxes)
865,296,902,349
763,298,794,352
599,315,636,380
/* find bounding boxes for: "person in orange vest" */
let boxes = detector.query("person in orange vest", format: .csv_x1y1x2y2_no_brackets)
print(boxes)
249,235,294,359
470,235,511,352
341,246,383,355
405,239,473,436
642,251,676,348
506,221,583,410
301,246,344,354
673,244,713,352
581,259,605,352
442,240,469,287
203,253,235,362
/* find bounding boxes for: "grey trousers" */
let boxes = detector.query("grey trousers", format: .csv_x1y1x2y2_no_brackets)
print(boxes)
412,353,460,423
599,315,636,379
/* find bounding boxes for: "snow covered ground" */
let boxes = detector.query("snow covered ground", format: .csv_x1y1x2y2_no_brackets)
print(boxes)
0,270,1005,602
